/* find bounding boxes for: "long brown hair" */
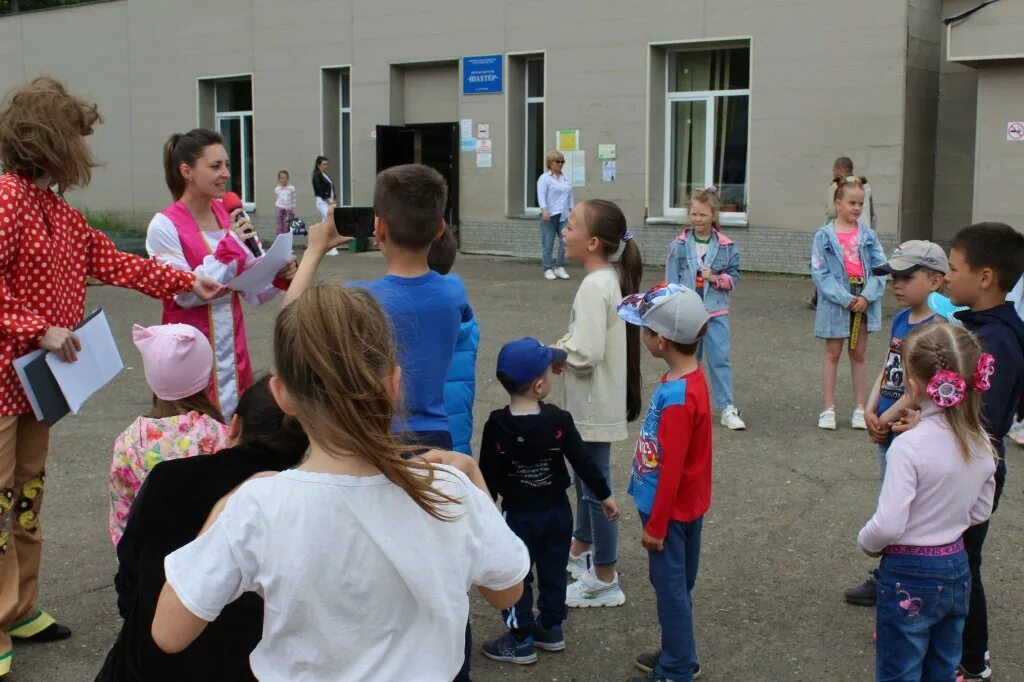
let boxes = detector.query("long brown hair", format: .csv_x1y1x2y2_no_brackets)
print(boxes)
147,390,225,424
580,199,644,421
163,128,224,200
0,76,102,193
274,285,460,520
902,324,995,462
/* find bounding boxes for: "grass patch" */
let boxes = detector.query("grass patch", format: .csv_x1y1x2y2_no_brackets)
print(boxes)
82,211,148,236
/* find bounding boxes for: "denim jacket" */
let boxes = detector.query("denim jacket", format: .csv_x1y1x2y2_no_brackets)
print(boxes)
811,221,887,339
665,229,740,316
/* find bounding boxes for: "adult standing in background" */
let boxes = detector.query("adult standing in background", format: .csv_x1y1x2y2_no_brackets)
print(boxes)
0,77,224,678
537,150,573,281
311,156,339,256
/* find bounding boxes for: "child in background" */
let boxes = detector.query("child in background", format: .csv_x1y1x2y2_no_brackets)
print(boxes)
428,231,479,456
558,199,643,608
666,186,746,430
858,324,996,682
479,338,620,664
108,324,228,545
826,157,876,229
617,283,713,682
811,176,887,431
843,241,946,608
151,285,529,681
273,170,297,236
99,375,309,682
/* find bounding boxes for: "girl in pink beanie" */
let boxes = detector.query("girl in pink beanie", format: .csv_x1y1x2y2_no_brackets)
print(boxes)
108,324,230,545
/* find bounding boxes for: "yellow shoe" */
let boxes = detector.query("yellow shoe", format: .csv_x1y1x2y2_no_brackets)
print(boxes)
9,611,70,642
0,649,11,677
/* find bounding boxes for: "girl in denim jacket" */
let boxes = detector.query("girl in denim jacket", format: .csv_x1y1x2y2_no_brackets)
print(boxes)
666,187,746,430
811,176,886,431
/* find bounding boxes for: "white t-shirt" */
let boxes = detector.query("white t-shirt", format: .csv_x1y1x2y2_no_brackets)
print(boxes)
274,184,296,210
164,465,529,682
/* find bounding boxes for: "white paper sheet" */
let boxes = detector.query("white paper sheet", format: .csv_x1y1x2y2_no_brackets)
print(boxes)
45,310,124,414
227,232,293,292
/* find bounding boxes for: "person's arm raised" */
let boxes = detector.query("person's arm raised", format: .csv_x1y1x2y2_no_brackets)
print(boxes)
281,206,352,308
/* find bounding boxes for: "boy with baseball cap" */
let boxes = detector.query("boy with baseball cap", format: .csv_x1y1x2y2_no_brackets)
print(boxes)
842,240,946,608
616,283,712,682
479,337,619,665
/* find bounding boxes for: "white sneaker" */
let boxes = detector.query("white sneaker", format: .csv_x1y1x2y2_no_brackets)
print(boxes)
566,573,625,608
554,266,570,280
818,407,837,430
720,405,746,430
851,407,867,430
543,268,556,280
326,247,340,256
566,551,592,580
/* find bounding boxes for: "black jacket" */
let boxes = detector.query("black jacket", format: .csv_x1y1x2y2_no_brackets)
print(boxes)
957,302,1024,456
479,403,611,511
311,170,334,201
96,445,296,682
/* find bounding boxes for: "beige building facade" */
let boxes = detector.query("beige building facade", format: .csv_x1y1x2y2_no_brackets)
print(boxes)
0,0,1018,272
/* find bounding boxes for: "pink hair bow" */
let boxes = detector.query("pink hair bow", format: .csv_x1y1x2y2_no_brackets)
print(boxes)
927,370,966,409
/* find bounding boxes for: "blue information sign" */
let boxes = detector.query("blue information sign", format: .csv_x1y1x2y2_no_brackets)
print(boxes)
462,54,503,95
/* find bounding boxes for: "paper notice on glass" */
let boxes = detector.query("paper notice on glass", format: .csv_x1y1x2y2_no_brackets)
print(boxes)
45,309,124,414
571,150,586,186
460,119,473,139
476,153,493,168
602,160,616,182
227,232,293,292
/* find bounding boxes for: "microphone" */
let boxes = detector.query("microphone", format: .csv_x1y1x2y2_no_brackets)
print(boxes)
222,192,261,257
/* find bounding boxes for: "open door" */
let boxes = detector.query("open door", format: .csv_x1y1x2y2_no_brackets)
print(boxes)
376,125,416,171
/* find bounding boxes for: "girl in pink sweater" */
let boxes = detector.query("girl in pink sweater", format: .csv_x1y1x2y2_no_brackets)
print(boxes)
858,324,996,681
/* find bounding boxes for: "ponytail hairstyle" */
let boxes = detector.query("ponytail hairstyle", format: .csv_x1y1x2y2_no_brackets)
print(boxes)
580,199,644,421
274,285,460,520
688,185,722,230
902,324,996,463
163,128,224,200
833,175,868,203
312,155,328,181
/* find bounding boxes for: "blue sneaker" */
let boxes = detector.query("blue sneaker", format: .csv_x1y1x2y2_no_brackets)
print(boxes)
481,631,537,665
531,623,565,652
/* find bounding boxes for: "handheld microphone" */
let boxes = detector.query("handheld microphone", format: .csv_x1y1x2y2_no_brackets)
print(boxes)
222,192,261,257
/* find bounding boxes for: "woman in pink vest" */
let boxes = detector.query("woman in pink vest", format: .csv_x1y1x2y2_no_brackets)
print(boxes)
146,129,295,418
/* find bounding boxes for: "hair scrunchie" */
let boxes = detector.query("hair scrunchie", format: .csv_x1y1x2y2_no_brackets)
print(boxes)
973,353,995,392
927,370,966,409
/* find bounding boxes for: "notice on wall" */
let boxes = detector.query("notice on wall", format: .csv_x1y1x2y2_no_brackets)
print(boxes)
559,150,586,186
460,119,473,139
602,160,616,182
476,153,493,168
1008,121,1024,141
476,139,492,153
598,144,617,160
557,129,580,152
477,123,490,139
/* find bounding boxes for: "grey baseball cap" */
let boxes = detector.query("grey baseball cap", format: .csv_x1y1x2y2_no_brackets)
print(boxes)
873,240,949,275
617,283,710,344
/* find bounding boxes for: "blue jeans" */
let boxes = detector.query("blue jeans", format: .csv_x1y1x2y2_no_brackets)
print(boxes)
696,315,734,410
877,443,889,480
502,500,573,634
540,214,566,270
572,442,618,566
639,512,703,682
876,548,970,682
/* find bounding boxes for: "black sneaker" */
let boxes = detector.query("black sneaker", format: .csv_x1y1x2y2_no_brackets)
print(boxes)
633,651,702,679
481,631,537,665
531,623,565,652
844,576,878,606
958,663,992,680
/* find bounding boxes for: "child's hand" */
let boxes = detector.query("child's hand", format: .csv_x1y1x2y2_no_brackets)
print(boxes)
865,412,890,445
702,267,713,282
891,408,921,435
600,497,620,522
275,257,298,281
849,296,868,313
307,205,352,255
641,531,664,552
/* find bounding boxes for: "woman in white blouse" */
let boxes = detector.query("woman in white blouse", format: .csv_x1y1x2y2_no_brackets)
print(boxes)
536,150,574,281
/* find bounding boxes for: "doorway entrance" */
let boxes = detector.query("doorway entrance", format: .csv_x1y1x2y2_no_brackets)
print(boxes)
376,122,459,240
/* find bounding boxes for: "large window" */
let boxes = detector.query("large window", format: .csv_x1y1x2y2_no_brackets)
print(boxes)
665,46,749,221
321,66,352,206
525,57,545,210
214,78,255,210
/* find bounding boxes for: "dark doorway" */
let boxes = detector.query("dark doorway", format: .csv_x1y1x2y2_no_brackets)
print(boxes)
376,122,459,241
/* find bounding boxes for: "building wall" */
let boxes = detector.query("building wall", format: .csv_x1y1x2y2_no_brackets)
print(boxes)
0,0,917,272
972,62,1024,228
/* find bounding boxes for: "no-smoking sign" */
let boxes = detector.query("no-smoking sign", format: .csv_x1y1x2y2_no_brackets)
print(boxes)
1007,121,1024,141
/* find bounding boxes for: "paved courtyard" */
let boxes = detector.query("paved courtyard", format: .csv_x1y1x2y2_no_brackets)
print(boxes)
13,250,1023,681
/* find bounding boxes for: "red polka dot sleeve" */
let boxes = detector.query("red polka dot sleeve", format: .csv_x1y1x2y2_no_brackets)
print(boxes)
0,191,50,343
84,223,196,299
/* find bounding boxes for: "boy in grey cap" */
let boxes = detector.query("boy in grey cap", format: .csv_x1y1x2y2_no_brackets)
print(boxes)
843,240,946,608
616,283,712,682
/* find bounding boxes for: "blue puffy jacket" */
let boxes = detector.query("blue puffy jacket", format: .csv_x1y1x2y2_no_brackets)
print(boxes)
445,316,480,455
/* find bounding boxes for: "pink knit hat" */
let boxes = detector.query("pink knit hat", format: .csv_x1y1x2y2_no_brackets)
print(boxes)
132,324,213,401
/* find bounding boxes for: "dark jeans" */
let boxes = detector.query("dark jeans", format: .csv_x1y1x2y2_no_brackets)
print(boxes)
961,457,1005,671
401,430,453,452
876,548,971,681
640,512,703,682
502,500,573,635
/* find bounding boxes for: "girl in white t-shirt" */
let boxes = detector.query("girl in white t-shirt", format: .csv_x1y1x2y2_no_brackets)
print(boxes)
152,285,530,682
273,170,297,235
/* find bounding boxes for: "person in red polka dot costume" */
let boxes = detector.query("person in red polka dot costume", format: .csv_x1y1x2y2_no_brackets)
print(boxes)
0,77,223,673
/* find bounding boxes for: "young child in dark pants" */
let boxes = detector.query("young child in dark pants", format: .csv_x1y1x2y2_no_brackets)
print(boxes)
617,284,713,682
480,337,620,665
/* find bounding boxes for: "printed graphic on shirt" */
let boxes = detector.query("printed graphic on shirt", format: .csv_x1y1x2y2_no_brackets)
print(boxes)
840,235,861,269
629,379,687,515
880,335,905,401
495,430,563,488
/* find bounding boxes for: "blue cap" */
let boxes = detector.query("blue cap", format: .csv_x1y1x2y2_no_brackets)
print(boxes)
496,337,568,386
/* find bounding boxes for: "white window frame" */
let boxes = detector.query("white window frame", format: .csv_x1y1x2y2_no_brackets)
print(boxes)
338,70,352,206
213,79,255,212
663,59,750,226
524,56,545,213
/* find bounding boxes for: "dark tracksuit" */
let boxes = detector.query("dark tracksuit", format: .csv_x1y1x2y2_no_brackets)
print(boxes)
956,302,1024,671
479,403,611,636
